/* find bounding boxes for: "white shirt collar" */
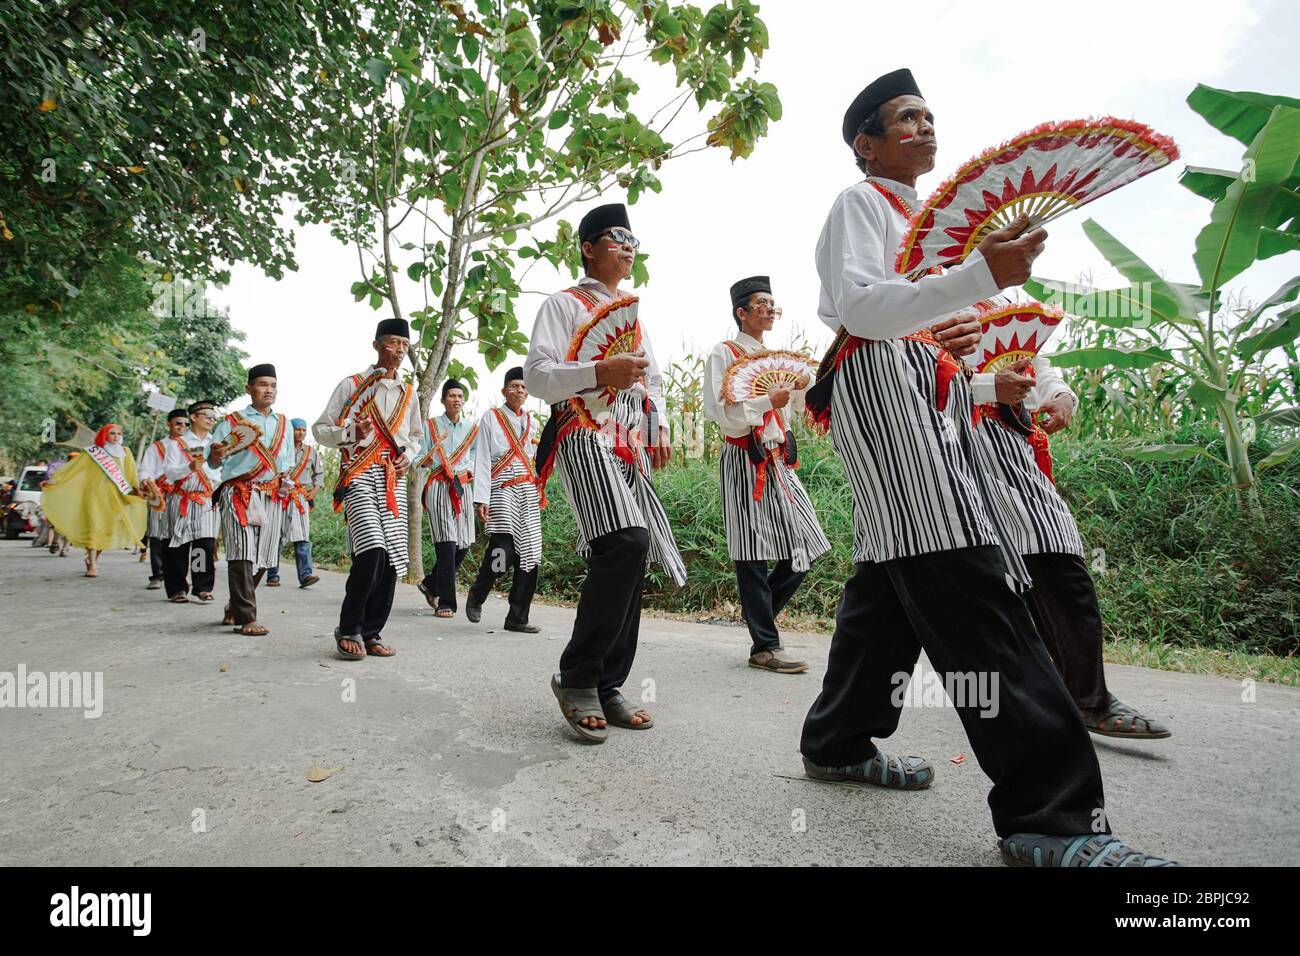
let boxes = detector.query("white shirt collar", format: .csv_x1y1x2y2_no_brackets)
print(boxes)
578,275,616,298
734,331,764,350
867,175,918,203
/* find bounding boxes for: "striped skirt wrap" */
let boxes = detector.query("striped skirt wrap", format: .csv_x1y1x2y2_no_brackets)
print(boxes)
283,499,311,544
167,490,219,547
424,477,476,550
147,504,170,539
342,462,410,576
485,457,542,571
554,421,687,587
719,442,830,570
973,419,1085,559
218,484,284,571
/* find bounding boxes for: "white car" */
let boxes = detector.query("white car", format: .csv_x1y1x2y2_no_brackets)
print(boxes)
4,465,47,539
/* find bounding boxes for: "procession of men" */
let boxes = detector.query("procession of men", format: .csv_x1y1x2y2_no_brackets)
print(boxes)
23,67,1193,868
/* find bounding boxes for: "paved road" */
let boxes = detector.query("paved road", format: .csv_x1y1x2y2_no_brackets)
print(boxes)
1,543,1296,865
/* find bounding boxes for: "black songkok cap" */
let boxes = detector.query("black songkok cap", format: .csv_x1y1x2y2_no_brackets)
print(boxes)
578,203,631,243
189,400,216,415
375,318,410,340
730,275,772,311
247,363,276,383
503,366,525,386
441,379,466,399
842,68,922,145
167,408,190,421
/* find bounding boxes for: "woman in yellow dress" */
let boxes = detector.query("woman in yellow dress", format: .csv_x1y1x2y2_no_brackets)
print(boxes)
41,423,148,577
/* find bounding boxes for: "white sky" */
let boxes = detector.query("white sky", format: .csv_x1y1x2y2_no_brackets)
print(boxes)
213,0,1300,425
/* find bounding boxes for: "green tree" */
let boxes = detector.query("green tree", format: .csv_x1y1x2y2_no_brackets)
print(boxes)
1037,85,1300,500
293,0,781,579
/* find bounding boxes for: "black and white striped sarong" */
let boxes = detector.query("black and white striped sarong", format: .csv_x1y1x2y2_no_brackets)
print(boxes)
423,477,475,550
555,393,686,586
973,419,1085,558
282,500,311,544
147,505,169,539
219,485,283,571
485,459,541,571
719,442,830,571
831,337,1030,588
168,482,220,547
342,462,409,576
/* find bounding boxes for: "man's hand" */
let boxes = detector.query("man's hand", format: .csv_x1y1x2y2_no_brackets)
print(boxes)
976,214,1048,289
649,426,672,469
393,455,410,477
932,312,982,357
475,503,490,522
768,387,792,410
596,353,650,391
1036,395,1075,434
994,358,1036,405
353,418,374,443
208,442,226,465
305,487,317,501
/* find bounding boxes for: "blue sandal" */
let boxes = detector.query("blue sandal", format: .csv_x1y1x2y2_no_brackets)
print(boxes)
999,833,1180,867
802,752,934,790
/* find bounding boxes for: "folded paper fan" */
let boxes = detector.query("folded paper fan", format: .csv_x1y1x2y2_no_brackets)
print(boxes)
54,418,98,450
722,350,819,403
896,118,1179,276
217,420,263,455
566,295,643,423
970,301,1064,374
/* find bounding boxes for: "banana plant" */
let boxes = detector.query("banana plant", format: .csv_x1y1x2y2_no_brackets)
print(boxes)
1030,86,1300,499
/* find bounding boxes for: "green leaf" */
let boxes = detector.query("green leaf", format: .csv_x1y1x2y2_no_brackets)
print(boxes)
1258,226,1300,261
1256,406,1300,428
1236,303,1300,358
1193,105,1300,292
1046,345,1175,369
1244,275,1300,325
1120,443,1213,462
1179,165,1236,202
548,109,569,130
365,57,390,88
1023,276,1172,328
1079,220,1197,320
1187,84,1300,147
1258,438,1300,469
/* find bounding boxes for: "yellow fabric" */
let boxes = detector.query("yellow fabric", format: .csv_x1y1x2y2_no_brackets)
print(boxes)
41,448,148,550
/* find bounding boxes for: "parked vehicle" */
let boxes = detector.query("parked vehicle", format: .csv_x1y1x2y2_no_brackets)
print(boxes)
4,465,46,539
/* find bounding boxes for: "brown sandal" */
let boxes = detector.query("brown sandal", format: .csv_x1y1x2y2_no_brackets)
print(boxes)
434,608,455,619
364,638,396,657
169,594,189,604
239,622,269,636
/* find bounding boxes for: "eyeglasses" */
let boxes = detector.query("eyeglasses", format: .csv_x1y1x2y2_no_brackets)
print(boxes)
173,420,192,428
596,228,640,250
746,300,783,318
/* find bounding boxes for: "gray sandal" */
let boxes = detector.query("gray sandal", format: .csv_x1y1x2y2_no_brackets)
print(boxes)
1080,697,1171,739
999,833,1180,867
550,675,608,743
334,627,365,661
601,692,653,730
802,752,934,790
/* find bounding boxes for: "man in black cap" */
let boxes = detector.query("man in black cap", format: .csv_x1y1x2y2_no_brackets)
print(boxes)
208,365,295,635
138,407,191,595
799,70,1177,866
162,400,222,604
702,275,829,674
417,378,479,616
465,367,543,631
525,202,685,744
313,320,423,660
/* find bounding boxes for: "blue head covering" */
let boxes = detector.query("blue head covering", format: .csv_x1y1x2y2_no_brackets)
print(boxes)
290,418,307,429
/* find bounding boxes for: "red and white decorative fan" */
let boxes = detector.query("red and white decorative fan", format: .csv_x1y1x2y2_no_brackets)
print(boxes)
969,301,1064,374
896,118,1179,276
721,350,818,404
217,421,263,455
566,295,643,424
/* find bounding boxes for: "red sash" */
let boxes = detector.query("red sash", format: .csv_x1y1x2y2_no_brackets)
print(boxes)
490,407,539,497
334,375,414,520
172,438,214,516
280,445,316,515
975,402,1055,483
218,412,287,527
421,420,478,516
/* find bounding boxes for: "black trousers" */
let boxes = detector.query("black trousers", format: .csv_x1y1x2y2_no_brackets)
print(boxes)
735,559,807,655
163,538,216,598
467,532,538,627
340,547,397,639
559,527,649,700
1023,552,1111,711
226,560,265,625
148,536,167,581
800,545,1106,838
422,541,469,610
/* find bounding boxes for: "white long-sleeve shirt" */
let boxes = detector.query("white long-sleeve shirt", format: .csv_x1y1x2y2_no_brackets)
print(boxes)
702,331,806,442
970,357,1077,410
523,274,667,423
313,366,423,467
163,431,221,486
815,177,1000,339
471,405,536,506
